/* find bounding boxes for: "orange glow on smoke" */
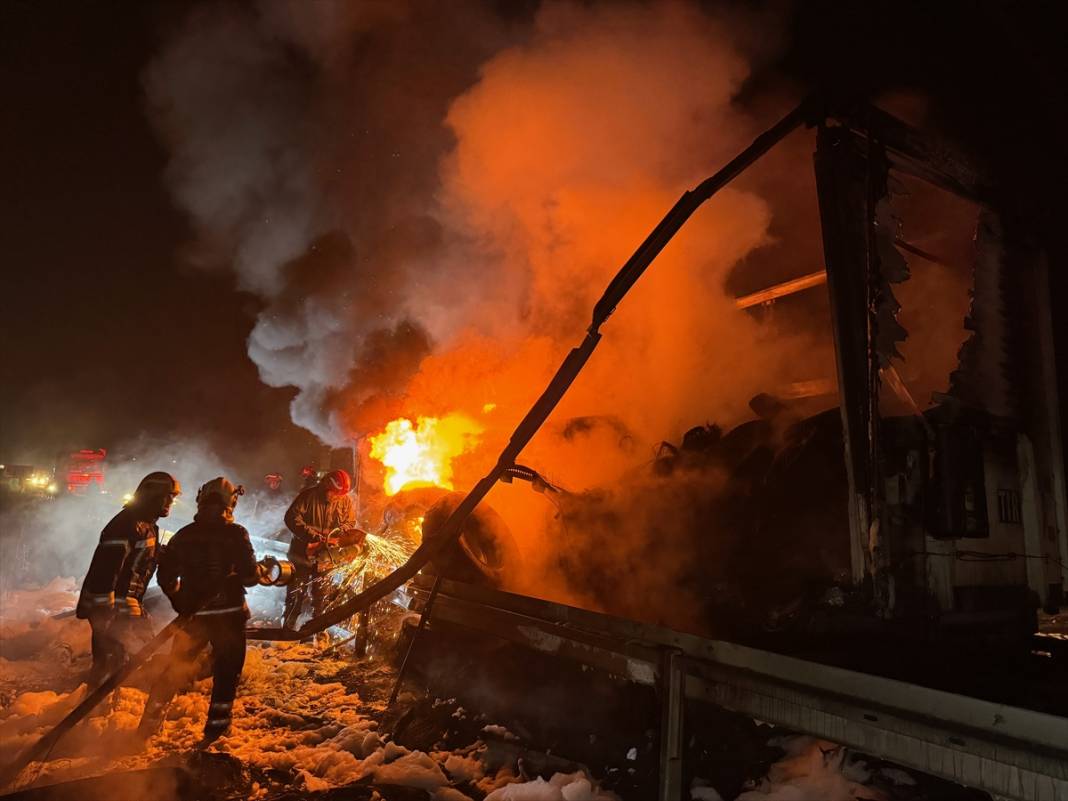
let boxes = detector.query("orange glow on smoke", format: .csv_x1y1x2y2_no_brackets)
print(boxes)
368,414,484,496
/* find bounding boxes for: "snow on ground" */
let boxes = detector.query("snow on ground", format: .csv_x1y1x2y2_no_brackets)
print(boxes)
731,736,887,801
0,578,90,704
0,581,617,800
1,582,914,800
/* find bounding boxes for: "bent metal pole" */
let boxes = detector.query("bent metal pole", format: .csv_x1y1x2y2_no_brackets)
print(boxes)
0,617,187,789
246,94,818,644
0,587,238,789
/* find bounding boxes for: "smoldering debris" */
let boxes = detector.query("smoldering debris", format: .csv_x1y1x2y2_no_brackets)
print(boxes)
501,404,852,635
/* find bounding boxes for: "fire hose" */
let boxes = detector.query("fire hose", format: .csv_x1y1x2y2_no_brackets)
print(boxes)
256,555,294,587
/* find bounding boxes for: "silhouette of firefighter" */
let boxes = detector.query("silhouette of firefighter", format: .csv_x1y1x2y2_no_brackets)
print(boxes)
282,469,365,628
139,477,258,747
299,464,319,490
75,472,180,686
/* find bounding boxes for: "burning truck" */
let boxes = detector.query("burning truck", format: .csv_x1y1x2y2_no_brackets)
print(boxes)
221,97,1067,774
2,67,1066,801
241,96,1068,798
157,84,1065,743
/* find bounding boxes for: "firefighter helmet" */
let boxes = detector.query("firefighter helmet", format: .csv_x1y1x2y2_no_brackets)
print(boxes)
322,469,351,496
134,472,181,500
196,477,245,510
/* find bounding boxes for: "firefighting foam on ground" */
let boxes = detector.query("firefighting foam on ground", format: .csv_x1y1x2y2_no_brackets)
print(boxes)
3,1,1068,800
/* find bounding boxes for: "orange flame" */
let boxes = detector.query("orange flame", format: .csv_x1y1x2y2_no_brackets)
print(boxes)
368,414,484,496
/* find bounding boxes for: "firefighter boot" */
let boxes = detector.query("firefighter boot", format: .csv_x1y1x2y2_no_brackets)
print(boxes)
197,701,234,749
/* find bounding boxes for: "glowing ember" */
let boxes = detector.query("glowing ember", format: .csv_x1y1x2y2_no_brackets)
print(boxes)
368,414,483,496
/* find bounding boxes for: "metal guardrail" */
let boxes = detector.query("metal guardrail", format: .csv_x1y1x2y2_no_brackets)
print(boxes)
409,578,1068,801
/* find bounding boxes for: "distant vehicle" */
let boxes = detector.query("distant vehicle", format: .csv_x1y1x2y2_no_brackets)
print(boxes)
63,449,106,495
0,463,58,496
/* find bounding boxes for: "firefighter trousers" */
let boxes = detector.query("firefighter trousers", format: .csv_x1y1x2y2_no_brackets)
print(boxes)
139,612,246,740
88,613,119,684
88,612,153,685
282,561,325,628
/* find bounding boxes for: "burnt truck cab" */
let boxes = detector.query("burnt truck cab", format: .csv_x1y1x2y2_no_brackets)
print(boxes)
841,406,1055,639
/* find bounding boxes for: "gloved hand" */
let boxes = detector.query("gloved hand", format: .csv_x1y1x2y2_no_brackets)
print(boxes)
336,528,368,547
307,536,339,556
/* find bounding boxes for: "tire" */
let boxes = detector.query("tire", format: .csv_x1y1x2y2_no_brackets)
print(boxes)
419,492,520,587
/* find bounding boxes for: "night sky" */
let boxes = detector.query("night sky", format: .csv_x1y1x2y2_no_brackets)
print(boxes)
1,2,318,473
2,1,1066,478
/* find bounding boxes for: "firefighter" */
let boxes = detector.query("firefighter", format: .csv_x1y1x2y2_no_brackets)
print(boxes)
76,471,180,686
299,465,319,490
138,477,258,747
282,469,363,628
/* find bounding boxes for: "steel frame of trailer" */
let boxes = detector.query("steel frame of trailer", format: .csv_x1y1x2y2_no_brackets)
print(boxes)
406,578,1068,801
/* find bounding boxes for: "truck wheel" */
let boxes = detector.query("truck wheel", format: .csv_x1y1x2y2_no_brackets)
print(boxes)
420,492,520,587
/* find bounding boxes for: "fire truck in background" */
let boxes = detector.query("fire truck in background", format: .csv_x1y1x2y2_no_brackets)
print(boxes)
62,449,106,495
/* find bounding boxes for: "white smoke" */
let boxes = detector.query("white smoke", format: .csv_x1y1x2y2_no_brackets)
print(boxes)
143,0,512,444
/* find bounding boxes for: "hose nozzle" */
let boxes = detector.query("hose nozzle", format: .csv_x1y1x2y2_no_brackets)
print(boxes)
256,555,295,587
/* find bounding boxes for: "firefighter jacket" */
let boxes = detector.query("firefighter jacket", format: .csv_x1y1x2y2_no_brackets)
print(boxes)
157,509,258,618
284,487,357,565
77,507,160,619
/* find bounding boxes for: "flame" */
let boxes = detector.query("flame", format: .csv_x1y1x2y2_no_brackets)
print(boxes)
368,414,483,496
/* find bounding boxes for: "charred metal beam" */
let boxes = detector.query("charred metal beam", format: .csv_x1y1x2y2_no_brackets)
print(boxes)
657,649,685,801
734,270,827,309
838,104,994,204
731,236,945,311
892,237,952,268
814,125,879,585
593,97,818,326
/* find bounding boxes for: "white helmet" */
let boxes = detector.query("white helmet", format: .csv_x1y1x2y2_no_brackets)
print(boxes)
195,477,244,510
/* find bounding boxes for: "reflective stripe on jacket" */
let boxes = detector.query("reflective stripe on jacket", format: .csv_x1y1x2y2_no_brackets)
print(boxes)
77,508,159,619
